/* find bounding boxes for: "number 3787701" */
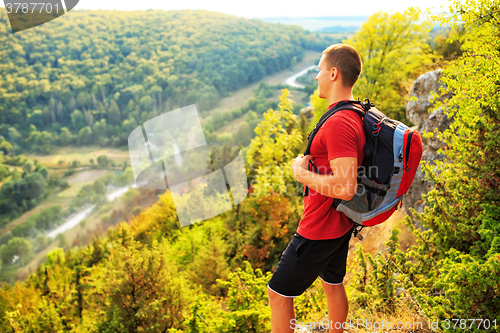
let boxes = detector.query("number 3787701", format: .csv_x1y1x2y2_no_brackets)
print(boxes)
5,2,63,14
442,319,497,330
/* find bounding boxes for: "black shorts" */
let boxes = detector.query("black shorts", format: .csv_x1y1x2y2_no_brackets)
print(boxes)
268,226,354,297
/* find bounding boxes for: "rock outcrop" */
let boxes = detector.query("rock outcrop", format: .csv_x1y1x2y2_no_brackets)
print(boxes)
300,106,314,123
402,69,453,226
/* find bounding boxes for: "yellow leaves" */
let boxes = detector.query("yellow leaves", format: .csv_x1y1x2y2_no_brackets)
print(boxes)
246,89,303,197
345,10,436,119
307,89,329,131
46,248,65,266
278,88,295,114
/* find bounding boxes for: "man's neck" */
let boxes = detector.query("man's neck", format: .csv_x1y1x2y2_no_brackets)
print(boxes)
326,89,354,107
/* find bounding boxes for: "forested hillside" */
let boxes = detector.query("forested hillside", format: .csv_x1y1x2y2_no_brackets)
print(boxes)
0,8,327,265
0,1,499,331
0,9,326,154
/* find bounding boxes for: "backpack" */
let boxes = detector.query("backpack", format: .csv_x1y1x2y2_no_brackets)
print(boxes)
303,99,423,239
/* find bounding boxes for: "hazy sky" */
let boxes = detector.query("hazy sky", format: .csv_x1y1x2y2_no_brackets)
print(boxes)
76,0,453,17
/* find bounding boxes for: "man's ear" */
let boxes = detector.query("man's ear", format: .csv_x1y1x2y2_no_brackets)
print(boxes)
330,67,339,82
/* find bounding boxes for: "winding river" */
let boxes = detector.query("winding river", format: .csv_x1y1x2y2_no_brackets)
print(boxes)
285,65,317,88
46,183,138,238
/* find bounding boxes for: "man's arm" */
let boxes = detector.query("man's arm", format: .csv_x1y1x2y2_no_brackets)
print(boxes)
291,155,357,201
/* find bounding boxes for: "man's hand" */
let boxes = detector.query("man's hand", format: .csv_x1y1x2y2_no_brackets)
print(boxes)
290,155,358,200
291,155,313,183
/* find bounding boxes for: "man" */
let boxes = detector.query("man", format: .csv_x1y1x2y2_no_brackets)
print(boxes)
267,44,366,333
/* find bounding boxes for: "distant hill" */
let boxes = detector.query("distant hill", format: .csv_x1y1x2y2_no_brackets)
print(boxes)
258,16,368,31
317,25,360,33
0,9,330,153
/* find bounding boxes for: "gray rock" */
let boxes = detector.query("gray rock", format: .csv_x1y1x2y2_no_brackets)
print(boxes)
402,69,453,226
406,69,452,128
300,106,314,122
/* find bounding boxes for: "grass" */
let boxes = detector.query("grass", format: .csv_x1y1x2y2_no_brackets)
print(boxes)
57,169,112,198
25,145,131,169
65,169,110,184
56,181,94,198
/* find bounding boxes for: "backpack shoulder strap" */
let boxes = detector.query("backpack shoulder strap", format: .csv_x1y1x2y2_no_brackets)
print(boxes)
302,99,373,197
304,100,368,155
336,104,365,119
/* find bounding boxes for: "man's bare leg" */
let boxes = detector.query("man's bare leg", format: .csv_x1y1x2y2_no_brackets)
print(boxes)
268,286,295,333
321,280,348,333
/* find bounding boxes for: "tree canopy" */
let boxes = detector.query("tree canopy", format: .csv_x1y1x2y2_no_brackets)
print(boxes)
345,10,435,121
0,9,327,151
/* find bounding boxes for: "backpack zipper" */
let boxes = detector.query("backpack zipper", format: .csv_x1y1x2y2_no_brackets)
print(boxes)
404,131,414,171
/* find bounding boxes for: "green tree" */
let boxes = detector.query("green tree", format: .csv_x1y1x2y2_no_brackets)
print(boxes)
0,137,13,155
96,237,191,332
420,0,500,262
77,126,93,145
0,9,315,146
59,127,75,146
25,130,54,154
70,110,86,131
108,100,122,126
96,155,110,168
0,163,10,182
93,118,107,139
21,161,33,174
0,237,34,266
139,95,152,111
345,10,435,121
432,28,463,60
215,261,271,332
0,172,47,214
28,110,45,128
11,217,36,238
92,179,107,195
233,121,252,146
246,89,303,197
7,127,21,144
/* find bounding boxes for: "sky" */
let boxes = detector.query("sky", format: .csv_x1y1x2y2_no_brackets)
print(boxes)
75,0,454,18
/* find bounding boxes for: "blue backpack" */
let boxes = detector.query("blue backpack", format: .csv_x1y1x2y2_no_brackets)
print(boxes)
304,99,423,239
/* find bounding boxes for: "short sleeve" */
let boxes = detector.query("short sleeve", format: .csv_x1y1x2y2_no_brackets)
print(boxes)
321,113,359,161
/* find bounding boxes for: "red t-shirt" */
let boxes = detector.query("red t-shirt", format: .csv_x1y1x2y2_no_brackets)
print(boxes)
297,101,366,240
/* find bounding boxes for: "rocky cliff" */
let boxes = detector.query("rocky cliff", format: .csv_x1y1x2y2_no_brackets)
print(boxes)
403,69,453,226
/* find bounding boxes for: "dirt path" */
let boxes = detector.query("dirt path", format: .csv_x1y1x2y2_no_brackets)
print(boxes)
65,169,109,184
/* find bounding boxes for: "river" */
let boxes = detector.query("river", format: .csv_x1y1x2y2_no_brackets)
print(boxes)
285,65,317,88
46,183,138,238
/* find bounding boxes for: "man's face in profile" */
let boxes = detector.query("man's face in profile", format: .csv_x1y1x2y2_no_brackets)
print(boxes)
316,54,333,99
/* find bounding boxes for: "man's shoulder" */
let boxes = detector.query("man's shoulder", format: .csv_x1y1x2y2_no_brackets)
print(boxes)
323,108,363,129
